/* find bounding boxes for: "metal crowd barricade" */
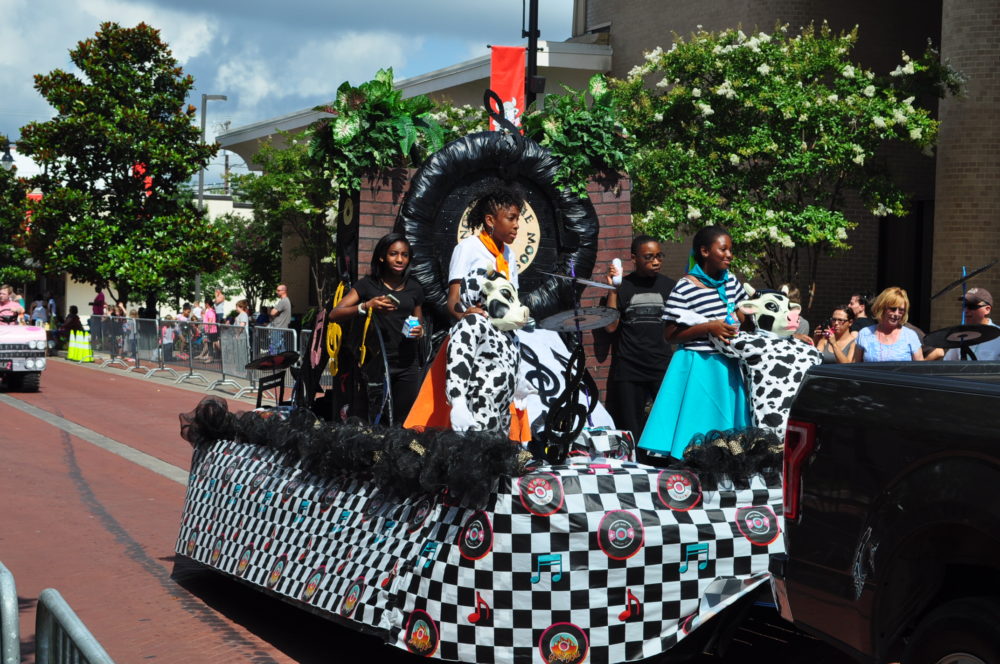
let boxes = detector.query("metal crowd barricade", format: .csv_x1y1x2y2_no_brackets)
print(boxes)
35,589,115,664
98,316,134,369
1,561,17,664
234,326,298,403
144,318,180,381
206,323,246,392
174,321,211,387
0,561,115,664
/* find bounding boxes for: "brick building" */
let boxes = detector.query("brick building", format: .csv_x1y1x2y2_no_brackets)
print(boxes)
573,0,1000,330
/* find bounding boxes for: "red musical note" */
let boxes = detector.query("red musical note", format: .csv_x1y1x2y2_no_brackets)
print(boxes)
468,592,491,624
585,463,613,475
380,561,400,589
617,588,642,621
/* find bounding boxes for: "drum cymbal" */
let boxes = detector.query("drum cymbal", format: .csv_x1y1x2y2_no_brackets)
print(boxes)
245,350,300,371
538,307,620,332
923,324,1000,349
537,270,616,291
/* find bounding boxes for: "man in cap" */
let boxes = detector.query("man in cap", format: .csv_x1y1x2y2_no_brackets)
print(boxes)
945,287,1000,360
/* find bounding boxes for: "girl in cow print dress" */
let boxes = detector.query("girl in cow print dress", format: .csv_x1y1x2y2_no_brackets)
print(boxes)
638,226,752,459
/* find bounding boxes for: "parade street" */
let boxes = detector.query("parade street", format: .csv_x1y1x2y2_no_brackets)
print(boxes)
0,360,849,664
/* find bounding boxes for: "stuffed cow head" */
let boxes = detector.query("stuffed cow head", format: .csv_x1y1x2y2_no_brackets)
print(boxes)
740,286,800,336
460,268,530,331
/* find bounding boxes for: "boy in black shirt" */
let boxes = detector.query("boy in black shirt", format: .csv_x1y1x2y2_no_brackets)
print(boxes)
604,236,676,439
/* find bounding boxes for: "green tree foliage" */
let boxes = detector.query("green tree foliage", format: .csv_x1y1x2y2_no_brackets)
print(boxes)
232,135,334,306
17,22,225,307
613,23,955,289
522,74,630,197
202,212,282,314
0,141,34,285
308,68,447,194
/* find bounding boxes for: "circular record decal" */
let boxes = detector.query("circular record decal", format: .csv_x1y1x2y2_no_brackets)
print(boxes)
735,505,780,546
265,555,287,589
657,469,702,511
249,472,267,493
210,536,224,565
281,477,302,502
236,545,253,577
301,566,325,603
539,623,589,664
340,576,365,619
404,609,439,657
518,472,565,517
597,510,644,560
407,496,434,532
459,510,493,560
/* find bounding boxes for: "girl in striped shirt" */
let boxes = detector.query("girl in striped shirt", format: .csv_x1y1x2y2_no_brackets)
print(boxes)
638,225,752,458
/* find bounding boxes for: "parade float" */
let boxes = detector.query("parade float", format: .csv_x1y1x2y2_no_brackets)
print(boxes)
173,96,797,663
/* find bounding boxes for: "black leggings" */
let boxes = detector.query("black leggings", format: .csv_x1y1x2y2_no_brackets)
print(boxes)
605,377,664,441
366,364,420,426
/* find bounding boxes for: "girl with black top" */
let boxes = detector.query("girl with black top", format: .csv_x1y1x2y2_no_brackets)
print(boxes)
329,233,425,424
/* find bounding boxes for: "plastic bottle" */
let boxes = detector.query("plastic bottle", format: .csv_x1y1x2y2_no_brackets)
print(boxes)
611,258,623,287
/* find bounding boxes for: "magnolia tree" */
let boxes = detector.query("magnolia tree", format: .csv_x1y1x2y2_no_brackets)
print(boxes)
613,23,960,292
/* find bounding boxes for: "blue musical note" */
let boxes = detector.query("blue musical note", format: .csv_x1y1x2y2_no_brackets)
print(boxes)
679,542,709,573
374,519,397,544
420,541,439,568
332,509,352,533
294,499,312,523
531,554,564,583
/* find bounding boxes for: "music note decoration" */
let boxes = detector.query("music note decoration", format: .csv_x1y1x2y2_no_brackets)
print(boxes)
468,591,492,625
617,588,642,622
678,542,710,573
530,553,564,584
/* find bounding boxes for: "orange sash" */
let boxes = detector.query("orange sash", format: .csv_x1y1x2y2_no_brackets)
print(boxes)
478,231,510,279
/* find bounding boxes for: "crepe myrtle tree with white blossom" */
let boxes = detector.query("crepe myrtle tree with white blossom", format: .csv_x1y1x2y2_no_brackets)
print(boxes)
613,23,961,292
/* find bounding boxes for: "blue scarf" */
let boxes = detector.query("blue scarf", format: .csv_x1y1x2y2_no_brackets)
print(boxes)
689,263,736,323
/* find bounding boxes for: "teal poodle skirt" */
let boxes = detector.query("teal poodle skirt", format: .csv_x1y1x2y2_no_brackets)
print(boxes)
638,348,752,459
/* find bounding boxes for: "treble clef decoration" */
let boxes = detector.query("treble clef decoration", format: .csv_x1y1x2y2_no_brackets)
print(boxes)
520,343,560,406
483,89,525,179
542,342,599,464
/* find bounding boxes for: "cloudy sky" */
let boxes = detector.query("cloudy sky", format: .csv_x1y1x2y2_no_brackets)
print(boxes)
0,0,574,177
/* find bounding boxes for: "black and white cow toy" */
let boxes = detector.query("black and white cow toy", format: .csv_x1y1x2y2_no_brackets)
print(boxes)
700,287,822,438
447,268,531,434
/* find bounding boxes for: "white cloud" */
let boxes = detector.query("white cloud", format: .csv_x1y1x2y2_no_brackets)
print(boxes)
217,31,421,107
77,0,218,64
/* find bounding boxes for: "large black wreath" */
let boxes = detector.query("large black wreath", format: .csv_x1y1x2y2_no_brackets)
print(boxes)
396,131,599,324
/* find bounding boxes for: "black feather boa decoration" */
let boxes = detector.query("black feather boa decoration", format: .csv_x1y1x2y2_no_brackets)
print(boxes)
679,428,783,490
180,397,532,507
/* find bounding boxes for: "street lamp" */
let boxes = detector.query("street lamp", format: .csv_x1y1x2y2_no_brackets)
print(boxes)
195,93,227,301
1,142,14,171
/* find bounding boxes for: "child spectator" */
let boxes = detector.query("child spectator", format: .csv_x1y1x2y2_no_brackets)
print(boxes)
161,315,175,362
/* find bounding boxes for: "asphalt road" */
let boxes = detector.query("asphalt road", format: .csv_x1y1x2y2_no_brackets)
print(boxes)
0,360,853,663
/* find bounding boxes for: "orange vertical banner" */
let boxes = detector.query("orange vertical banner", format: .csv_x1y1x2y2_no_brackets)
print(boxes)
489,45,526,131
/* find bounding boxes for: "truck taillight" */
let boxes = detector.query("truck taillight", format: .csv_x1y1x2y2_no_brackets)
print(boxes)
783,420,816,521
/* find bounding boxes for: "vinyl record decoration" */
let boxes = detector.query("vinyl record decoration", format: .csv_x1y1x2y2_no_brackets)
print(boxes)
597,510,644,561
657,469,703,512
734,505,780,546
404,609,440,657
517,472,565,517
459,510,494,560
395,130,600,324
538,623,589,664
340,576,365,618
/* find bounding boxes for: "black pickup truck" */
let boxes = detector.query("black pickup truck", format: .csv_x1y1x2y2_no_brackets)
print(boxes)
769,361,1000,664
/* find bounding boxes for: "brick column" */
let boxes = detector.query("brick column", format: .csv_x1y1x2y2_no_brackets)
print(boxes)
931,0,1000,329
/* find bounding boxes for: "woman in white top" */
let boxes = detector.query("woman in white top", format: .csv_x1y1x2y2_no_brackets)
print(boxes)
446,185,523,320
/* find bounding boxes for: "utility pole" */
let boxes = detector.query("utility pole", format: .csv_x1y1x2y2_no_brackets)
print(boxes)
523,0,544,109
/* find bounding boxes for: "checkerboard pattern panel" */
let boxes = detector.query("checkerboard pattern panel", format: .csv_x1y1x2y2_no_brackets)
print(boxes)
177,443,783,664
